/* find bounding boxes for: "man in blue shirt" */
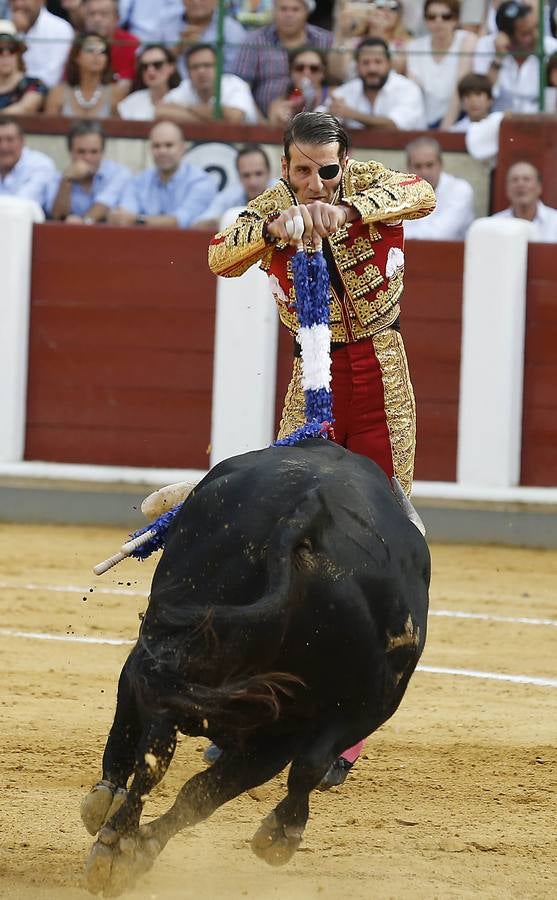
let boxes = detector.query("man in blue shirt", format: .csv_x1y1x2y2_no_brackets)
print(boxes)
47,119,131,223
0,113,55,209
108,119,217,228
117,0,183,42
160,0,246,76
194,142,274,229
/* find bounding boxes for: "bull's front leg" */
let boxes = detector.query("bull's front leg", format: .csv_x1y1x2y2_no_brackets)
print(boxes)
84,717,177,897
81,659,143,837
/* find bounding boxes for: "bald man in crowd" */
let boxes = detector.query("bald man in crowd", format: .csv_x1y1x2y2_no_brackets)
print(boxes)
491,161,557,242
108,120,217,228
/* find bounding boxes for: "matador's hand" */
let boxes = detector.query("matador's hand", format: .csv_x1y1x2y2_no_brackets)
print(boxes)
266,203,350,248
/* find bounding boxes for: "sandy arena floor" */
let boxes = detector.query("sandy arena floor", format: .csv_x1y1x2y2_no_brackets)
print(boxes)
0,523,555,900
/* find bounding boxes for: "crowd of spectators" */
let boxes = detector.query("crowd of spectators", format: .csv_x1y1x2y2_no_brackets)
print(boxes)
0,0,556,239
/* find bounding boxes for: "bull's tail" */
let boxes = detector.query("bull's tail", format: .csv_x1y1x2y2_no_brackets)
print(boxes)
133,665,305,732
131,486,329,729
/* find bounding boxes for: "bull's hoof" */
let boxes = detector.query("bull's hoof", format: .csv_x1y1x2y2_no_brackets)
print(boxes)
251,812,303,866
83,826,162,898
317,757,353,791
81,781,127,836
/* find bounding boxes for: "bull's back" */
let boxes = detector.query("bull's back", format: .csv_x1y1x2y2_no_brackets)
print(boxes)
149,440,429,616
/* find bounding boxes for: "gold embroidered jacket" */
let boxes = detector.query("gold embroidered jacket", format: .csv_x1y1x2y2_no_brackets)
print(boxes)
208,159,436,343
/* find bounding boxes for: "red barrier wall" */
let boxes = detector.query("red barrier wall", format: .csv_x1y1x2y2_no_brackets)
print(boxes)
403,241,463,482
493,116,557,213
25,224,216,469
521,244,557,486
25,226,555,486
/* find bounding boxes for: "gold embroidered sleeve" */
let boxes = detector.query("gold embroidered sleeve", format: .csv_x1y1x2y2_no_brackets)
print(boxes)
208,211,273,278
208,179,295,278
341,161,436,224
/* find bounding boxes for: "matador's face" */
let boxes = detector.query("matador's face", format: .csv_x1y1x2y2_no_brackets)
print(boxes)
282,141,345,206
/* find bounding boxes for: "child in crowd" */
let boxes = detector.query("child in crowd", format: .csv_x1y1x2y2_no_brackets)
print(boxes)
450,71,492,131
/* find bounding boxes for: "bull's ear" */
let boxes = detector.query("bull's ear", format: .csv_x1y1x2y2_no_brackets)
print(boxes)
391,477,426,537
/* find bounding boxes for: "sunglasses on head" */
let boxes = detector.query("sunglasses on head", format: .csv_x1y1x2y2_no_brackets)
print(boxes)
501,1,523,18
82,44,108,54
293,62,322,73
140,59,166,71
425,10,453,20
373,0,401,10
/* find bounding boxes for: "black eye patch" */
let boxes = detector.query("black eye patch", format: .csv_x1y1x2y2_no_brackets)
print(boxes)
318,164,341,180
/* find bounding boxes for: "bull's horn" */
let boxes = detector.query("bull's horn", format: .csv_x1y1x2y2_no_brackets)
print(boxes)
391,477,426,537
141,480,197,520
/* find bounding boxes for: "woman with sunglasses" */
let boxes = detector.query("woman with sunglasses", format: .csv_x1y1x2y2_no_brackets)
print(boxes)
267,46,329,128
117,44,180,121
331,0,411,81
0,20,47,114
45,32,129,118
405,0,477,128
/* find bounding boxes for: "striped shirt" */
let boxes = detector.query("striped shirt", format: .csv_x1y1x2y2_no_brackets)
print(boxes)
235,23,333,115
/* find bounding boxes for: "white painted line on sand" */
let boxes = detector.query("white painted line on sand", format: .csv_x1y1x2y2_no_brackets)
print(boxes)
0,628,555,688
0,627,134,646
1,582,555,629
429,609,557,627
417,665,557,689
0,580,149,598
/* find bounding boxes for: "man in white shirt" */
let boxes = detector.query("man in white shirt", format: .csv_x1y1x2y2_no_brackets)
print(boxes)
9,0,74,87
0,114,55,209
403,136,475,240
491,160,557,242
157,42,259,124
473,0,557,113
326,37,426,131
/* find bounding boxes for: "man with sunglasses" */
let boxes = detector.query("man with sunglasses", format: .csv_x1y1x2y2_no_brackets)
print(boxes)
209,111,434,787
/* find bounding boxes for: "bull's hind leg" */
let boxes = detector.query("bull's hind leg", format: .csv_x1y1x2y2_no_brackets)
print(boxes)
251,722,369,866
84,738,297,898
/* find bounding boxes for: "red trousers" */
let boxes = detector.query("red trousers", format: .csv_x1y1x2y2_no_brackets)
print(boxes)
330,338,394,481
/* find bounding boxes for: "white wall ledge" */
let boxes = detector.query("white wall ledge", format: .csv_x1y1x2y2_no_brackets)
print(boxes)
1,461,557,507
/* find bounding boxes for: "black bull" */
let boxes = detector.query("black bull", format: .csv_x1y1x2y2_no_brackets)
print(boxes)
81,439,430,895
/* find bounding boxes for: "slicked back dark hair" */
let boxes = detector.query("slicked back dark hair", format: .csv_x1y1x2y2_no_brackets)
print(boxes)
283,111,349,163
